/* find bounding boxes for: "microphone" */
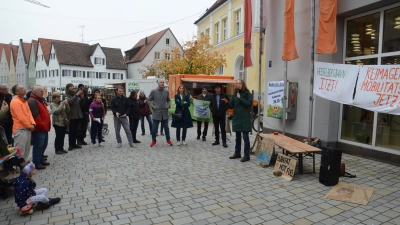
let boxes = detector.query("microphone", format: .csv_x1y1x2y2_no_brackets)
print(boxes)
236,88,240,94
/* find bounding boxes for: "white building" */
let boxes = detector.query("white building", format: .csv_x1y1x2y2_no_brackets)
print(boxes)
125,28,180,79
265,0,400,164
15,39,31,89
34,39,126,95
0,43,9,87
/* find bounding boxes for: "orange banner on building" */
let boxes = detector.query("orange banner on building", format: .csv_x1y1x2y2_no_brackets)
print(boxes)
316,0,337,54
282,0,299,61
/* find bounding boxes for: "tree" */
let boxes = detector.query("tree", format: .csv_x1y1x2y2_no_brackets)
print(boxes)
139,36,227,79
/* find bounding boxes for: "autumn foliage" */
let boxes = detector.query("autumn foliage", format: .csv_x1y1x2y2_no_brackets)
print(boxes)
139,36,227,79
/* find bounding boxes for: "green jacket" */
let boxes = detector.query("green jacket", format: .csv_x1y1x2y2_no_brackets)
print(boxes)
50,101,70,127
227,90,252,132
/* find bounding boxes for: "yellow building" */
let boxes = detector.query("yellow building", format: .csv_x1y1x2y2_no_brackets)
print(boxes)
194,0,266,94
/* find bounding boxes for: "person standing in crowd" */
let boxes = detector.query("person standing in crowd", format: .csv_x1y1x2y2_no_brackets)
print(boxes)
65,83,84,151
89,94,105,147
0,84,13,144
147,79,172,147
77,84,89,146
210,84,229,148
111,86,136,148
100,90,107,112
196,85,213,141
128,90,141,144
50,92,69,155
28,85,51,169
171,85,193,146
223,79,252,162
10,84,35,162
138,90,153,136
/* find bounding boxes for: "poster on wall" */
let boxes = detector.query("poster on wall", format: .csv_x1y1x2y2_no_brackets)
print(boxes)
313,62,359,105
353,65,400,115
267,81,284,119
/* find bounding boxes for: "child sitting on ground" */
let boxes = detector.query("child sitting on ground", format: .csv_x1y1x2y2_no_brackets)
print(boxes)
14,161,61,211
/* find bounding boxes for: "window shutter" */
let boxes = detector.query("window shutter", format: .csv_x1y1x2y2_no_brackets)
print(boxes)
73,71,76,77
102,59,105,65
62,70,64,77
121,74,123,80
56,70,59,76
96,72,98,78
108,73,110,79
83,71,85,78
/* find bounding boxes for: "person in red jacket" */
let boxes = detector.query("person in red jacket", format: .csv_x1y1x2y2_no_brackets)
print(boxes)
27,85,51,170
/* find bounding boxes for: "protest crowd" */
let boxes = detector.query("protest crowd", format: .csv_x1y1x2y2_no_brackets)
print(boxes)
0,78,252,214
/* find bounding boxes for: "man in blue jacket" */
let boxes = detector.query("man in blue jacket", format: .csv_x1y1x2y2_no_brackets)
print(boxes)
111,86,136,148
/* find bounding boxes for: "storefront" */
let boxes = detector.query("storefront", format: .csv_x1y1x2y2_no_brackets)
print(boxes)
264,0,400,164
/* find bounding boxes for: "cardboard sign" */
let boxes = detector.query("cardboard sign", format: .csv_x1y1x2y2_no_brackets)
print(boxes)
193,99,210,119
325,182,374,205
273,153,297,181
313,62,359,105
256,138,274,165
353,65,400,115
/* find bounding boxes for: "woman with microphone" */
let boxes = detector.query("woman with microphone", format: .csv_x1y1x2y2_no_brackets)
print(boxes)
222,79,252,162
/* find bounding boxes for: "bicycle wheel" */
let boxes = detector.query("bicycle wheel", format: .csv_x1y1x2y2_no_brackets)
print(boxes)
252,114,263,133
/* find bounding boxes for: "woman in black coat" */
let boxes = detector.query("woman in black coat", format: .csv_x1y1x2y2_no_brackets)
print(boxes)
128,90,141,144
171,85,193,146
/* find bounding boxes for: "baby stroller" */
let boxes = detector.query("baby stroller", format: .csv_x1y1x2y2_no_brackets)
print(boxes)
0,127,24,199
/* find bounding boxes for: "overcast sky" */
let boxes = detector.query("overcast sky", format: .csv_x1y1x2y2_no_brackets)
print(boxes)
0,0,216,52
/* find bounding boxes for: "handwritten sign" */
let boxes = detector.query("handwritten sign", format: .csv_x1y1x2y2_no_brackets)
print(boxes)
193,100,210,119
353,65,400,115
325,182,374,205
273,153,297,181
267,81,284,119
256,138,274,165
313,62,359,104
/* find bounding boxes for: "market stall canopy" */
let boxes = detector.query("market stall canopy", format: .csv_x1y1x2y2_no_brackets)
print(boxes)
181,78,236,83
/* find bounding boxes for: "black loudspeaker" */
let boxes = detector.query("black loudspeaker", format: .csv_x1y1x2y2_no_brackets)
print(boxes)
319,147,342,186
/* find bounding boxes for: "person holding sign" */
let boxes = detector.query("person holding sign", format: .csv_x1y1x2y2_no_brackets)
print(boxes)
224,79,252,162
196,85,213,141
171,85,193,146
210,84,229,148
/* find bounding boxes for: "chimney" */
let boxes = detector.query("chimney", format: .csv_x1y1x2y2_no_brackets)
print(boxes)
145,37,148,45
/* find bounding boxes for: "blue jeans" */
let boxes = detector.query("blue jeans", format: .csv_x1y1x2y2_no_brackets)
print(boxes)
176,127,187,141
152,119,170,141
32,132,48,166
140,115,153,134
234,132,250,158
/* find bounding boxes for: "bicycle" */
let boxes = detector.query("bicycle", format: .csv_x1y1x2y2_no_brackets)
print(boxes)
252,112,264,133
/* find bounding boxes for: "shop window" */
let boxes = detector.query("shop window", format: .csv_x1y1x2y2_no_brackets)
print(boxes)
341,105,373,145
382,55,400,65
345,13,380,58
383,7,400,53
375,113,400,150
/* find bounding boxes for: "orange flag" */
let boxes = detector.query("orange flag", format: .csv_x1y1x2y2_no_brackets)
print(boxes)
316,0,337,54
282,0,299,61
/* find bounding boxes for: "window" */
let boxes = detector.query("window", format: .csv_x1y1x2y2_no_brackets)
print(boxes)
113,73,121,79
94,57,103,65
74,70,83,77
88,71,96,78
100,72,107,79
205,28,210,37
165,53,171,61
63,70,72,77
341,6,400,152
50,53,56,60
166,38,170,45
222,18,227,41
216,65,224,75
155,52,160,60
215,22,220,44
235,10,241,35
50,70,53,77
200,32,204,39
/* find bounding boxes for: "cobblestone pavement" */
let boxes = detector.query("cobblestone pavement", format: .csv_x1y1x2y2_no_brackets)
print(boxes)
1,111,400,225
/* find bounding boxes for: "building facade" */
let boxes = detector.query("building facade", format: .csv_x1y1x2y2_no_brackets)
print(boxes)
125,28,180,79
194,0,266,94
265,0,400,164
15,40,31,89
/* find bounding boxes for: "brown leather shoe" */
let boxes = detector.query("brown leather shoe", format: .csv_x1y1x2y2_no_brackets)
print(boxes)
240,157,250,162
36,165,46,170
229,154,241,159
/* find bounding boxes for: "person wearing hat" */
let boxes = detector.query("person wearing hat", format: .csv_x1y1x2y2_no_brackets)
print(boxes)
65,83,84,151
210,84,229,148
50,92,70,154
196,85,213,141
